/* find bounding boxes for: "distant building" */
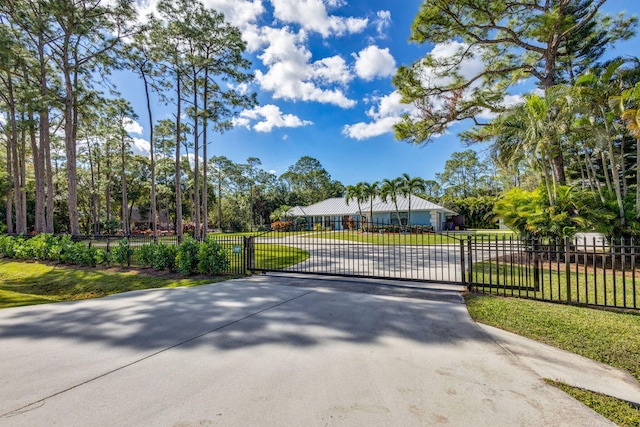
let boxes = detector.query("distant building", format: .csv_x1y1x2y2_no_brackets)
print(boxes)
288,194,456,231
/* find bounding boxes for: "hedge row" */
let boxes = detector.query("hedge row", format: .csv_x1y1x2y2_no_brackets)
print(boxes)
0,234,230,276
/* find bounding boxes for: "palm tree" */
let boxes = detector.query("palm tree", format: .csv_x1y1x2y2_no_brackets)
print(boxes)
380,178,403,228
345,182,367,231
399,173,426,231
482,85,573,206
574,60,629,223
269,205,292,222
612,82,640,217
362,181,379,231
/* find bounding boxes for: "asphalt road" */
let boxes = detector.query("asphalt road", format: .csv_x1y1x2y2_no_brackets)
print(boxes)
0,275,613,426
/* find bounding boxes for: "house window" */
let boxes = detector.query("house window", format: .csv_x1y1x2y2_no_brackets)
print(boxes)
391,212,408,226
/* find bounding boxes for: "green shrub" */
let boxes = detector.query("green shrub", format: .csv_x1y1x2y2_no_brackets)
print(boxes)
176,236,200,275
152,243,177,271
25,234,58,260
66,243,105,267
136,243,157,267
313,223,325,232
197,236,230,275
49,235,75,262
0,235,14,257
110,238,134,267
11,237,31,260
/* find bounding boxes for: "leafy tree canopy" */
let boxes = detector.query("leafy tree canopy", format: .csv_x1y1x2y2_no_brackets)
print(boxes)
393,0,637,146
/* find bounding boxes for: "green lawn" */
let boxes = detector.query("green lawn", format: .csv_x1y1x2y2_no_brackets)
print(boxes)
253,243,309,270
307,230,460,245
471,261,640,309
466,292,640,426
0,259,231,309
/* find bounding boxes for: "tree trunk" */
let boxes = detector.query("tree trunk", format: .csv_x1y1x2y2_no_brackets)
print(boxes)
121,133,129,235
38,33,55,233
192,73,200,239
63,51,80,235
141,70,157,241
5,129,14,234
217,180,223,229
29,108,46,233
7,75,26,234
202,69,209,239
19,113,28,233
175,71,183,241
603,116,625,224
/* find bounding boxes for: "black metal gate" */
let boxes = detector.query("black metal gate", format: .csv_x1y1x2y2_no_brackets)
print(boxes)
245,228,467,284
244,230,640,310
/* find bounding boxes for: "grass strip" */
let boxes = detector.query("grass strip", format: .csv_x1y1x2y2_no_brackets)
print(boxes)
0,260,236,309
465,293,640,426
465,293,640,382
546,380,640,427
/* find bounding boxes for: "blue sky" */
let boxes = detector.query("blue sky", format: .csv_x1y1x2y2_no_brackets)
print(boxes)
116,0,639,187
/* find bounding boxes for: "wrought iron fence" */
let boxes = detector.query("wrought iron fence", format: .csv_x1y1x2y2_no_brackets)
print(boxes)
246,227,466,283
3,233,247,275
4,230,640,310
467,235,640,310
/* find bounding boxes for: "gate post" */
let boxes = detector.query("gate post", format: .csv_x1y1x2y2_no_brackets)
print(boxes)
532,238,540,291
467,236,473,286
460,238,467,288
244,236,255,271
564,235,572,302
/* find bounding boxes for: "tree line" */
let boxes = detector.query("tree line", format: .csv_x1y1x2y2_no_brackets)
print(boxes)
3,0,640,240
394,0,640,238
0,0,254,239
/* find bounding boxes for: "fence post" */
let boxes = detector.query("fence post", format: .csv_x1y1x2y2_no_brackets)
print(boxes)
467,236,473,285
244,236,255,271
460,238,467,289
532,238,540,291
564,235,571,302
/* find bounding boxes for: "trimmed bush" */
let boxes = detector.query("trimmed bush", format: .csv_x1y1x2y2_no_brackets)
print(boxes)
176,236,200,275
136,243,157,267
197,236,230,275
110,238,134,267
66,243,106,267
49,235,75,262
152,243,177,271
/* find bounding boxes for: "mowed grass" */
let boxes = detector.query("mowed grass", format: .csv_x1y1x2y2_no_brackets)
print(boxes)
0,243,309,309
471,261,640,309
546,380,640,427
310,230,459,245
0,260,234,309
465,293,640,426
253,243,310,270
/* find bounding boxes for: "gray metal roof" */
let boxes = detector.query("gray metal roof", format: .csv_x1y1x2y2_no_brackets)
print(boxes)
289,195,456,216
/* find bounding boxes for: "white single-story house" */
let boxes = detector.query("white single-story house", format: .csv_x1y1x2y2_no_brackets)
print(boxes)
288,195,457,232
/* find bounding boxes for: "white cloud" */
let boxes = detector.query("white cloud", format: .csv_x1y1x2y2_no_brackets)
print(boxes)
235,104,313,132
343,91,415,140
353,45,396,81
271,0,367,38
131,137,151,156
123,118,143,135
311,55,352,86
184,153,204,169
255,26,356,107
201,0,264,27
373,10,391,38
342,116,400,140
476,93,526,120
414,41,485,95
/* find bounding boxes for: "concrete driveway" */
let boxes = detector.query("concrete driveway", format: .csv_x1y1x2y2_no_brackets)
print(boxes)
0,275,613,426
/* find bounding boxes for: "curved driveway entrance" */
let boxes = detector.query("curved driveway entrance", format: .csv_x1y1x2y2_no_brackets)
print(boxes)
0,275,611,426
